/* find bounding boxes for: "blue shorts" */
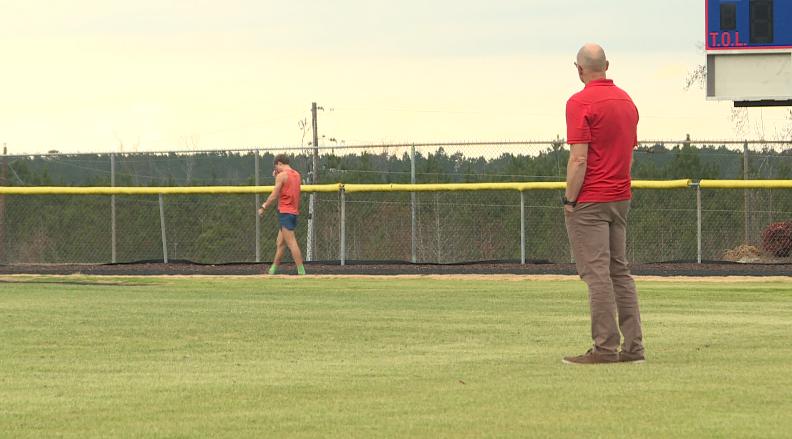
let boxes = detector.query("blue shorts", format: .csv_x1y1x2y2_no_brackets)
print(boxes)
277,213,298,231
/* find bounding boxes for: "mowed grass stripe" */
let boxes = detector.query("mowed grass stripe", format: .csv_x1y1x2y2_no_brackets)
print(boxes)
1,276,790,438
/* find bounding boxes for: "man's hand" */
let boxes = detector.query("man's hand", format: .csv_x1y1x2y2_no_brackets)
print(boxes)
258,203,267,216
564,204,575,215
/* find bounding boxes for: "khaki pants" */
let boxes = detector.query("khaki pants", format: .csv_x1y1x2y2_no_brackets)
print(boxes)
565,200,644,356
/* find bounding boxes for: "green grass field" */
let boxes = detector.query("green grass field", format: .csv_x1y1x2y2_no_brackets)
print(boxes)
1,275,791,438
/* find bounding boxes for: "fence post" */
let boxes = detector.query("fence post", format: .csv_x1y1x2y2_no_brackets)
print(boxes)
0,144,6,264
410,144,417,263
307,193,315,261
520,191,526,265
159,194,169,264
254,150,261,262
110,153,117,263
434,193,442,263
340,188,346,266
743,141,750,244
696,183,702,264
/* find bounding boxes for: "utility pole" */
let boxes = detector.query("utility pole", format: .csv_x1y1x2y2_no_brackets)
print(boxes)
312,102,319,182
307,102,320,261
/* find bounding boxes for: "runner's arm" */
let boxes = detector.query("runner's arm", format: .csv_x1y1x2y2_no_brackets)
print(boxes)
260,172,286,212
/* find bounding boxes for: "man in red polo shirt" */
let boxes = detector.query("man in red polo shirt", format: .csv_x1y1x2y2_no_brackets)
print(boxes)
562,43,644,365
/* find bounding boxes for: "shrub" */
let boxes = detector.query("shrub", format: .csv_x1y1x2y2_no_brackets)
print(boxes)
762,221,792,257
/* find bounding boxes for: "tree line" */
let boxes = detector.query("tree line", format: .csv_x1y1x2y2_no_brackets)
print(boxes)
2,143,791,265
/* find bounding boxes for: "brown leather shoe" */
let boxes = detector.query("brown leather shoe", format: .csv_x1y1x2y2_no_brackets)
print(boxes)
618,352,646,363
562,349,618,365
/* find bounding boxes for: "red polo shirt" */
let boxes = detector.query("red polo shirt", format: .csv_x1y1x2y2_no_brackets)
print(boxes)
566,79,638,203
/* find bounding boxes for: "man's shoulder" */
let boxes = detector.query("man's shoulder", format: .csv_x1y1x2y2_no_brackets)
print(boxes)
287,169,302,186
608,84,635,101
574,86,635,111
567,89,588,104
566,91,592,113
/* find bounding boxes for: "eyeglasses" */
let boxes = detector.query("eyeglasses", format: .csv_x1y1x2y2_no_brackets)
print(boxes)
573,62,580,69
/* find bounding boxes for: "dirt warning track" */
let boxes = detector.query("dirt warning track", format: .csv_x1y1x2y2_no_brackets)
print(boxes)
1,261,790,278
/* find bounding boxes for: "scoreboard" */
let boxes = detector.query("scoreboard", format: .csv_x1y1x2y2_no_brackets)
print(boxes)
706,0,792,105
706,0,792,50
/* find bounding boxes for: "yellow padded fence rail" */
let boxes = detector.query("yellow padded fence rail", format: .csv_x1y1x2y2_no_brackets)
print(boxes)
343,182,565,192
699,180,792,189
7,179,792,194
631,179,693,189
343,179,692,192
0,184,342,195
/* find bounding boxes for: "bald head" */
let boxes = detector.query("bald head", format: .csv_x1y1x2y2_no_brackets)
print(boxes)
576,43,608,72
574,43,608,84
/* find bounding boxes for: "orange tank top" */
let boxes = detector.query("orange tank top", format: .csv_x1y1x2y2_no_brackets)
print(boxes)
278,168,301,215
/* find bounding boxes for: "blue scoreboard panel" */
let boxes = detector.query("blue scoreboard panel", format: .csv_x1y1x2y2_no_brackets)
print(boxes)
706,0,792,50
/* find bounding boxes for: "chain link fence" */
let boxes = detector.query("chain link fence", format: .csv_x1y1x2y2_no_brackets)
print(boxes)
700,187,792,261
1,140,792,265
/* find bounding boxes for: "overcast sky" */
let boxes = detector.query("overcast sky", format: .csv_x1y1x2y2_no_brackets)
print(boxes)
1,0,789,153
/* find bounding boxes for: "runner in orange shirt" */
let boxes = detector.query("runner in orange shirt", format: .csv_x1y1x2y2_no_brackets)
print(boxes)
258,154,306,275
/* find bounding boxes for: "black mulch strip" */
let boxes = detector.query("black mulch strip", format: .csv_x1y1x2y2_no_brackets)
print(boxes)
1,260,791,277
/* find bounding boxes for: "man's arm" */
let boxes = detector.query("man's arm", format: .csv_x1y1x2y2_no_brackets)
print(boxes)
259,172,286,215
565,143,589,210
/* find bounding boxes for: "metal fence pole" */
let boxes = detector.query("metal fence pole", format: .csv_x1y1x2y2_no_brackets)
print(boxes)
159,194,169,264
743,141,750,244
410,144,417,263
110,153,117,263
340,188,346,266
0,144,6,264
520,191,526,265
307,195,315,261
434,193,441,263
696,183,702,264
254,150,261,262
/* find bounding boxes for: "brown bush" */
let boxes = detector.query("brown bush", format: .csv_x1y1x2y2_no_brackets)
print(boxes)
723,244,761,262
